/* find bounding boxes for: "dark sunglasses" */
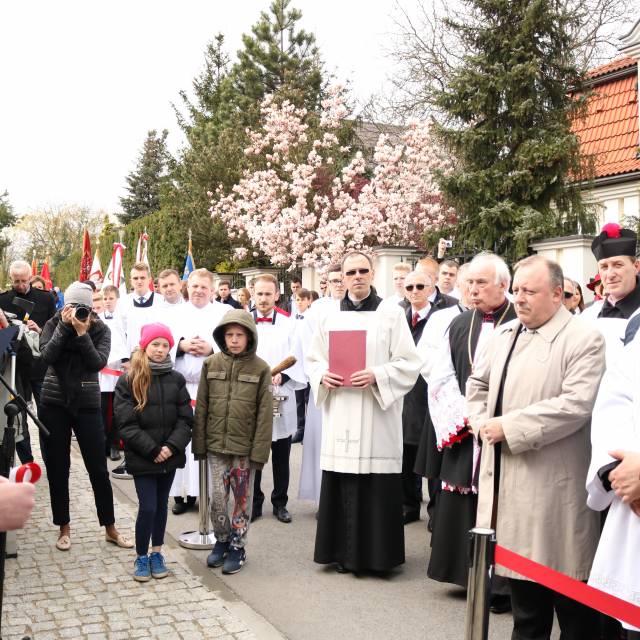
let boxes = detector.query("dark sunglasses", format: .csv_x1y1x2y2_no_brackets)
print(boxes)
344,268,370,277
405,284,426,291
563,291,574,299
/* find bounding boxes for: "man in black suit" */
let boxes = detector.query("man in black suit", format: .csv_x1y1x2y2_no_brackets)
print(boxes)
401,269,459,524
0,259,56,461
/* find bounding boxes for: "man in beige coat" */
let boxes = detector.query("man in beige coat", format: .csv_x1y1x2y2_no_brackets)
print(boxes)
467,255,605,640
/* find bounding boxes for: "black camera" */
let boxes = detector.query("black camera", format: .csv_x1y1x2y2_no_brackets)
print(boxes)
73,305,91,321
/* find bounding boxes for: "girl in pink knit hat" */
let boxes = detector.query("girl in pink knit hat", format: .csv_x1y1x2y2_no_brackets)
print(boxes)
113,322,193,582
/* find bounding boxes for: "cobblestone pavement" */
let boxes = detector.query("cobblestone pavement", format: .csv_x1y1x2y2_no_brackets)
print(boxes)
1,440,280,640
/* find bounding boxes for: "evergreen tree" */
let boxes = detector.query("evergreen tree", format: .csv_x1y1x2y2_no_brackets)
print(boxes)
119,129,170,225
229,0,324,123
433,0,595,260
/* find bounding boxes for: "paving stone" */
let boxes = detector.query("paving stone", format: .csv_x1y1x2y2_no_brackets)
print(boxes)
0,438,268,640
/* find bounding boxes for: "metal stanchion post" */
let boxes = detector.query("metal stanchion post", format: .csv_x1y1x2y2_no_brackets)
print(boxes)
179,458,216,549
464,527,495,640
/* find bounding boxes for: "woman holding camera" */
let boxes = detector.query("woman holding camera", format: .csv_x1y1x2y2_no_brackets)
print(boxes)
40,282,132,551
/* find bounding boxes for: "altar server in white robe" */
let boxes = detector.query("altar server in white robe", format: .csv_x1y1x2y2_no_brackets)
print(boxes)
110,262,164,478
587,335,640,638
251,274,307,524
168,268,227,513
579,223,640,368
297,263,343,504
307,252,421,574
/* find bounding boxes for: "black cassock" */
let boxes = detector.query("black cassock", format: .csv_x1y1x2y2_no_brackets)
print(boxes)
425,300,516,588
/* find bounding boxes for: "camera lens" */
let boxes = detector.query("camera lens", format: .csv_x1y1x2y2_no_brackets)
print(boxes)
74,306,90,321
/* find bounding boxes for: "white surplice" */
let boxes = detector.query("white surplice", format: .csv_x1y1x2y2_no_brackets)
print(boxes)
306,303,421,475
579,300,639,369
111,291,166,358
254,310,307,441
586,336,640,631
98,312,128,392
168,300,228,499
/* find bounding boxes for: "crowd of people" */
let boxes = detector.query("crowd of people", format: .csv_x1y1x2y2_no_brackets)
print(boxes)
0,221,639,638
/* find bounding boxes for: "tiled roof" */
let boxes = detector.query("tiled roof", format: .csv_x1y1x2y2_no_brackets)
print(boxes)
587,56,636,79
573,59,640,179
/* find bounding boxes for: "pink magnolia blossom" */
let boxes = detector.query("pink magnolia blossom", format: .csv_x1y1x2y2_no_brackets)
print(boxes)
211,87,454,269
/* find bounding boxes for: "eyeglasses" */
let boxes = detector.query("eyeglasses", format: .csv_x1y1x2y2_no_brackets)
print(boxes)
329,279,343,285
405,284,426,291
563,291,574,299
344,268,370,277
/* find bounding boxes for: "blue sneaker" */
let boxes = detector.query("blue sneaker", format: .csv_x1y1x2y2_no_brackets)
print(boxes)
149,552,169,579
222,546,246,574
207,540,230,568
133,555,151,582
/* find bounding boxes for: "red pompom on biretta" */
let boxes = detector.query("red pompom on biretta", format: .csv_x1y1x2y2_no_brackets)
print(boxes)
601,222,622,239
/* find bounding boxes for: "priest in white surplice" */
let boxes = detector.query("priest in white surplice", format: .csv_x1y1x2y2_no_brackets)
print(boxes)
307,251,421,573
166,269,227,514
587,332,640,637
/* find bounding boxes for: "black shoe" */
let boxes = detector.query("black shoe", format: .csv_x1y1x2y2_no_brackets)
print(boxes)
109,446,121,461
273,506,292,523
251,506,263,523
335,563,350,574
186,496,197,510
291,429,305,444
222,546,246,574
427,518,434,533
111,462,132,480
489,594,511,615
403,509,420,525
172,500,189,515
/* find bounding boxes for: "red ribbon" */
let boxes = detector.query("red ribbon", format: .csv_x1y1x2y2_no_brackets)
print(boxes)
101,368,123,377
495,545,640,628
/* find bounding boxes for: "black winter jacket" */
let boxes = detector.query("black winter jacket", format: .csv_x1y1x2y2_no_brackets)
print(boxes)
40,312,110,412
114,369,193,476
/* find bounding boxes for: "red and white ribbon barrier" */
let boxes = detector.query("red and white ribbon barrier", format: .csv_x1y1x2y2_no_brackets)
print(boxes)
495,545,640,629
9,462,42,484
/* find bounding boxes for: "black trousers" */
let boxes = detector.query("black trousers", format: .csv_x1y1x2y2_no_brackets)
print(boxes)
509,578,599,640
101,391,117,451
15,375,40,464
253,436,291,510
401,443,421,513
133,471,175,556
295,384,310,430
40,404,115,527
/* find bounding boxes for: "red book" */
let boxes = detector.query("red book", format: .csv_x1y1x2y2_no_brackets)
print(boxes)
329,330,367,387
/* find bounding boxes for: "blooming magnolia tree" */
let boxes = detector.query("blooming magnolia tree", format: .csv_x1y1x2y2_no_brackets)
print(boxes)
211,85,453,269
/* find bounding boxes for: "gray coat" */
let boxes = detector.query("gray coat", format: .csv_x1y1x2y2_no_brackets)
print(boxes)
466,306,605,580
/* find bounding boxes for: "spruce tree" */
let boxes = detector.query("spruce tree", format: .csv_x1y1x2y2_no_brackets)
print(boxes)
119,129,170,225
434,0,594,260
230,0,324,122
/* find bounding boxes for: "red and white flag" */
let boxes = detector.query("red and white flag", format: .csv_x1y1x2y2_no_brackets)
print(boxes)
103,242,127,296
89,245,103,283
135,231,154,291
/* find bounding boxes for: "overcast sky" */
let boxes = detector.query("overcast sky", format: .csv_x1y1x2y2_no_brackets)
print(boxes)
0,1,400,216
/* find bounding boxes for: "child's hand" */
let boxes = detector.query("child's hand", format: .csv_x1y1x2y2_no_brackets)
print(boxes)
154,446,173,463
